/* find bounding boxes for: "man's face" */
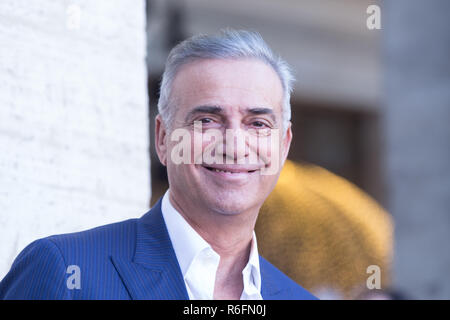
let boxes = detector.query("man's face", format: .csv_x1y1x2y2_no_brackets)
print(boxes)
156,58,292,215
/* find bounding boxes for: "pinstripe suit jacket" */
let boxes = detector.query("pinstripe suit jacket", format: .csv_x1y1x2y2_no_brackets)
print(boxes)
0,198,317,300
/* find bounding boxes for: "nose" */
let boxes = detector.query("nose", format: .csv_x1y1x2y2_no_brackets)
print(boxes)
222,121,250,164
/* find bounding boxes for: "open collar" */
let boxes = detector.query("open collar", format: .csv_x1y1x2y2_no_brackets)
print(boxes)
110,197,284,300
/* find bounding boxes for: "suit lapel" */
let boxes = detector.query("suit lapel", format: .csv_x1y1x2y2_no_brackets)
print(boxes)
111,199,189,300
260,256,287,300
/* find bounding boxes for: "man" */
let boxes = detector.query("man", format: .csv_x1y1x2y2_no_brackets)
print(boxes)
0,29,316,300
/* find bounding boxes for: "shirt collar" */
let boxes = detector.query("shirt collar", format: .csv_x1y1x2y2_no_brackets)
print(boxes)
161,189,211,276
160,189,261,292
243,231,262,293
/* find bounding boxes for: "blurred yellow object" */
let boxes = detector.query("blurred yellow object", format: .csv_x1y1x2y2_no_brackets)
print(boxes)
255,160,394,299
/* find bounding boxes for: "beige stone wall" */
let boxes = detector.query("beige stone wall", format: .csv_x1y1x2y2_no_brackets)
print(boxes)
0,0,150,279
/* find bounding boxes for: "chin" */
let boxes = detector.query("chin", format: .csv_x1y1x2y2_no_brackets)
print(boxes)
204,192,259,216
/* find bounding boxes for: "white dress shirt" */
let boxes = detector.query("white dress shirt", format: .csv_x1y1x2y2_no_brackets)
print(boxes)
161,190,263,300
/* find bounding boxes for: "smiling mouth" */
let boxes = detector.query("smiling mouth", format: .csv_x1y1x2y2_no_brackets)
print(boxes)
202,166,259,174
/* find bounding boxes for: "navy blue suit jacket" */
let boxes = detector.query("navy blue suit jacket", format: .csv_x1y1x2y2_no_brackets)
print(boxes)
0,199,317,300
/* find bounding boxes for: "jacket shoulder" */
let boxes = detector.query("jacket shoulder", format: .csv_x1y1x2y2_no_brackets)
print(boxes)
0,218,139,299
0,237,71,299
46,218,138,258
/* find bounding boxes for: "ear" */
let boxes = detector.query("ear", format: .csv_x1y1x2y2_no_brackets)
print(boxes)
281,121,292,166
155,114,168,166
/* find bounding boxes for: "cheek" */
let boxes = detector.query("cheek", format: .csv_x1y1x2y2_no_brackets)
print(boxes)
257,136,270,160
191,130,215,164
192,131,202,164
255,134,280,163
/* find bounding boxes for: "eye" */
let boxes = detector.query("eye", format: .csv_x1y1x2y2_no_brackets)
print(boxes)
200,117,214,124
251,121,268,128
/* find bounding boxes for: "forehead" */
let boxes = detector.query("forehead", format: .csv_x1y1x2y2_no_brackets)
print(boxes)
170,58,284,115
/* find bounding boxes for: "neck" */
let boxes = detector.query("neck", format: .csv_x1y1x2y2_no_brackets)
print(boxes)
168,190,258,259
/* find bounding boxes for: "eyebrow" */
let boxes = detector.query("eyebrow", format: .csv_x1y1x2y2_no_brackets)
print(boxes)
246,107,276,122
184,105,224,123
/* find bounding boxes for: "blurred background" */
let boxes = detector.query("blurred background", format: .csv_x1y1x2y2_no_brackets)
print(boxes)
1,0,449,299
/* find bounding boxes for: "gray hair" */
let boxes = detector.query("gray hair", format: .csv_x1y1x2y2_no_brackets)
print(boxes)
157,29,295,132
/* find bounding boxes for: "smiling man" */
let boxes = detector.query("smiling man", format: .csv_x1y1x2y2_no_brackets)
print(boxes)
0,29,316,300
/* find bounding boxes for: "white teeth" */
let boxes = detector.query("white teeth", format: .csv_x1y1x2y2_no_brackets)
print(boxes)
214,169,232,173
